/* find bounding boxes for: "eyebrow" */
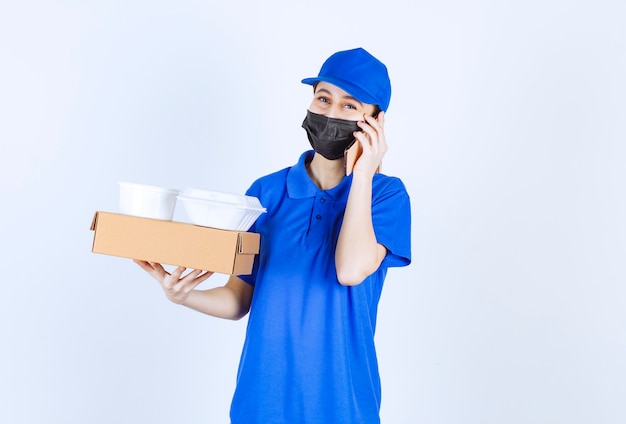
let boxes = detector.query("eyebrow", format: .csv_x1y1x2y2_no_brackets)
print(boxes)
315,88,364,106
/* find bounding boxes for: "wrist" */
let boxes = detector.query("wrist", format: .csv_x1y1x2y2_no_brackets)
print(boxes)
351,168,375,182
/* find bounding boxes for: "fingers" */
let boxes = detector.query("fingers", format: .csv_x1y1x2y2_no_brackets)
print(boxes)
355,114,387,154
162,266,186,289
134,259,213,305
166,266,192,290
350,112,387,176
135,260,211,288
134,259,152,271
170,269,214,294
357,113,386,147
165,269,214,305
361,111,384,132
165,267,213,291
134,259,168,280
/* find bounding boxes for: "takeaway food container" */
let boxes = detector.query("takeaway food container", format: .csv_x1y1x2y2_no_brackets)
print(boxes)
177,188,266,231
118,181,180,220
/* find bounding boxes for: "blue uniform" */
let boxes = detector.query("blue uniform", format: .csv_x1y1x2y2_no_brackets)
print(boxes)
231,151,411,424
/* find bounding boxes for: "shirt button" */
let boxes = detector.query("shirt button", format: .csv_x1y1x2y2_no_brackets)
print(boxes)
320,197,326,203
316,214,322,220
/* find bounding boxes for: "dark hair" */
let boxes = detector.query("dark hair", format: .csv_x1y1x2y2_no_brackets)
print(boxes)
372,105,381,118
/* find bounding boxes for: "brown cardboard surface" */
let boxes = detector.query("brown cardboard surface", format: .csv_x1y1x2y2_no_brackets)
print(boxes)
90,212,260,275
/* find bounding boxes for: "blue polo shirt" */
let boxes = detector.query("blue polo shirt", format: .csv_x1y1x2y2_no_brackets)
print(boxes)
231,151,411,424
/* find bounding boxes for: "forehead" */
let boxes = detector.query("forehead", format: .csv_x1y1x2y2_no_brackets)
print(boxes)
314,82,353,98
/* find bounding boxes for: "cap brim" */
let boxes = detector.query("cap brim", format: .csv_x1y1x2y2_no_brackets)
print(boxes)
301,77,321,86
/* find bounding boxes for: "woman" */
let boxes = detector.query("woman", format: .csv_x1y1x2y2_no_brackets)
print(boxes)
135,47,411,424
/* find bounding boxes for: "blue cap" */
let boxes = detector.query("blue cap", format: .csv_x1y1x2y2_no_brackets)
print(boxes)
301,47,392,112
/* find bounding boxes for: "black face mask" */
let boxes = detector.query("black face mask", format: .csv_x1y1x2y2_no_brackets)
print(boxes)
301,110,360,160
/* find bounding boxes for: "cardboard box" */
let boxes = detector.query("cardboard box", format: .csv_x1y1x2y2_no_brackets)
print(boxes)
90,212,260,275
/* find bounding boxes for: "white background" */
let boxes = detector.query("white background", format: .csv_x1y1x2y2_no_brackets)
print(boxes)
1,0,625,423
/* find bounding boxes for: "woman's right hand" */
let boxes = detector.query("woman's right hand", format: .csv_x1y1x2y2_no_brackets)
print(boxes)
134,260,213,305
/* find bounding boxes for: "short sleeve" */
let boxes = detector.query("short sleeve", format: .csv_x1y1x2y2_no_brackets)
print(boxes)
371,176,412,269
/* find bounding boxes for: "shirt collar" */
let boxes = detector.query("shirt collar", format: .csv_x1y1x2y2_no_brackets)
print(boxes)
286,150,352,200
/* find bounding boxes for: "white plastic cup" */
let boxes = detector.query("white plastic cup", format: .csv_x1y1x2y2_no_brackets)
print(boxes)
118,181,180,220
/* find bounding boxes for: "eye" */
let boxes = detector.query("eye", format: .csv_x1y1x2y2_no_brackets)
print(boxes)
343,103,358,110
317,96,330,104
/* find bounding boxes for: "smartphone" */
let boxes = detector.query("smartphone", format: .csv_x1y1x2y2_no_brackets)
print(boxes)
344,141,381,175
344,141,361,176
